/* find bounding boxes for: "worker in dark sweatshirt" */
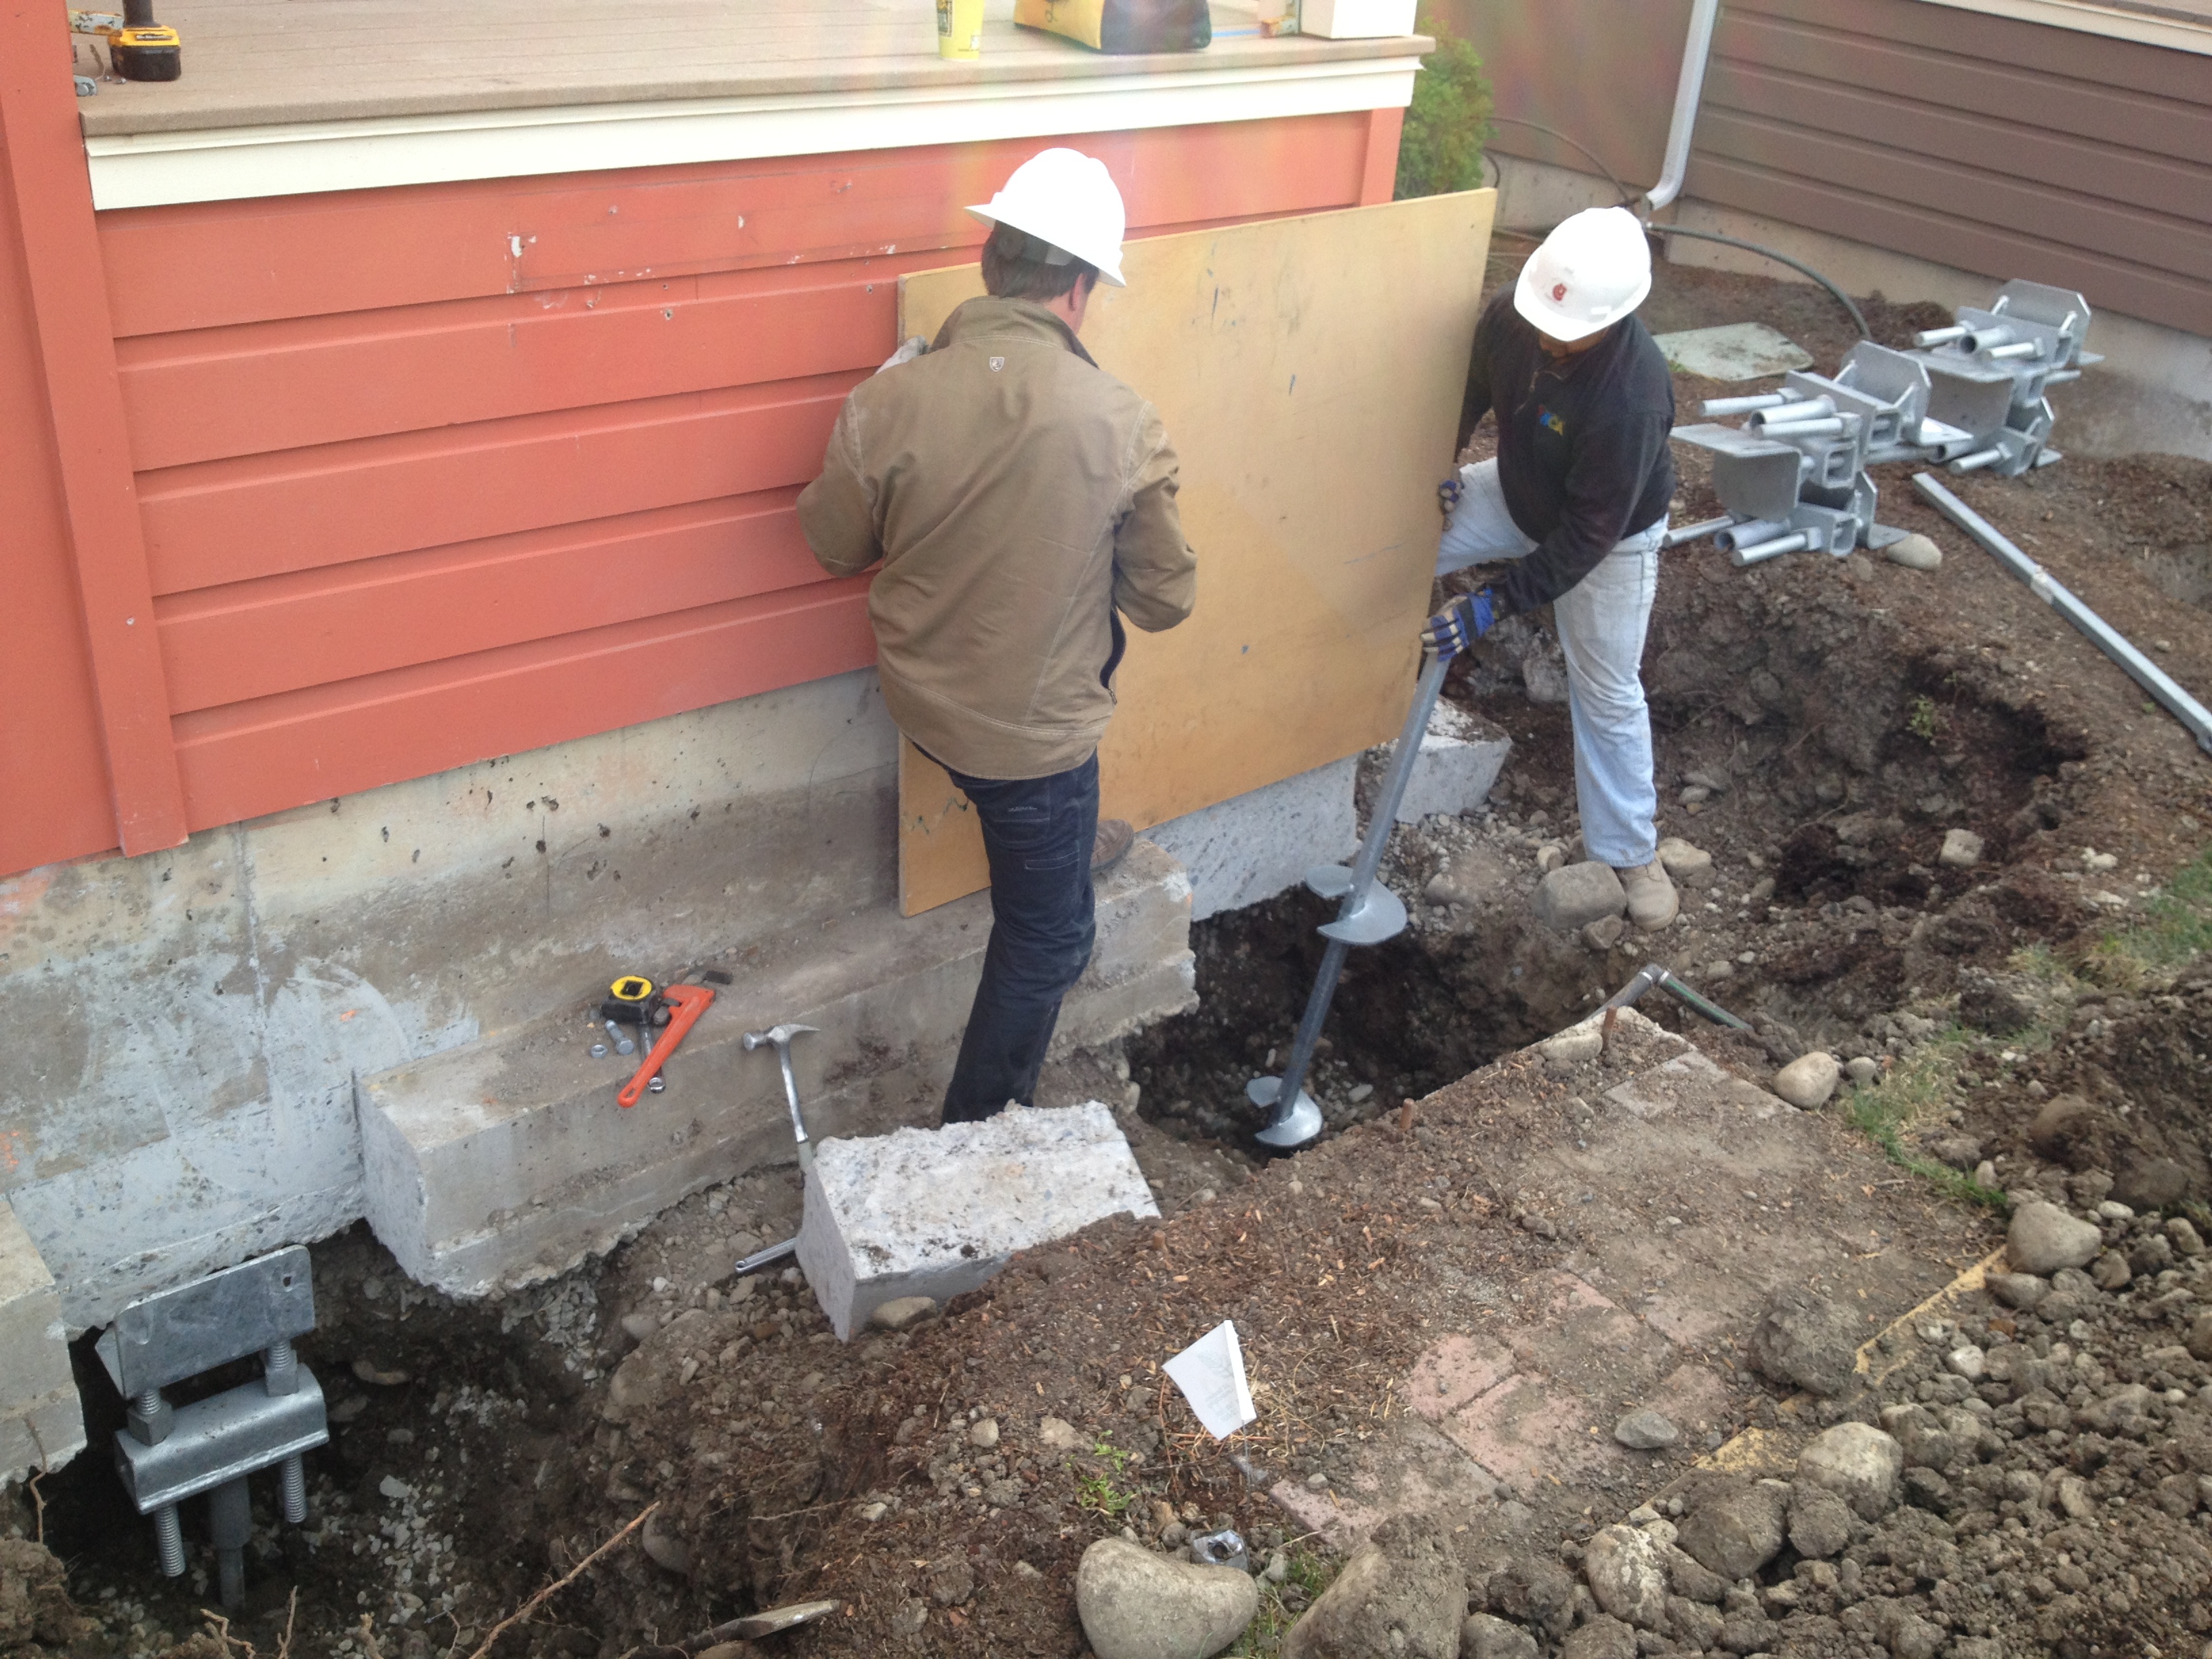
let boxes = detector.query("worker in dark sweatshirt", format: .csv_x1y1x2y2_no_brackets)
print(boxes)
1422,206,1680,930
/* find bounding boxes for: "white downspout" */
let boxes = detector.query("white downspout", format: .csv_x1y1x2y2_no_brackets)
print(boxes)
1642,0,1721,216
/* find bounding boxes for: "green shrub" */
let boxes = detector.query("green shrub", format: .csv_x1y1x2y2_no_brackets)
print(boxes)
1394,12,1492,200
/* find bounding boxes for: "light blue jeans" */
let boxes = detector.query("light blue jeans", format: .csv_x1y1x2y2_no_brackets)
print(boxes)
1437,459,1666,869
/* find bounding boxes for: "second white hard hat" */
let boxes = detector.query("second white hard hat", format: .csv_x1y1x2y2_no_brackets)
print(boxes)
1513,207,1652,342
967,148,1128,287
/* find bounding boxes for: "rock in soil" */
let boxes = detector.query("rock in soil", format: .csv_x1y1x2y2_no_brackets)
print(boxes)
1771,1050,1841,1109
2006,1199,2103,1273
1558,1614,1636,1659
1534,862,1626,931
869,1294,938,1332
1884,531,1943,570
1284,1513,1465,1659
1580,1525,1668,1629
1748,1288,1863,1396
1785,1480,1855,1559
1674,1479,1788,1582
1075,1536,1256,1659
1794,1421,1904,1520
1613,1407,1680,1450
1460,1612,1538,1659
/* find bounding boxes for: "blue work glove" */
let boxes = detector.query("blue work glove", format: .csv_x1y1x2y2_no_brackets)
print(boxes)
1422,588,1497,659
1437,473,1465,524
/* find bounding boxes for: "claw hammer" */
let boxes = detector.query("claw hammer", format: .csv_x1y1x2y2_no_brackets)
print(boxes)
743,1023,818,1168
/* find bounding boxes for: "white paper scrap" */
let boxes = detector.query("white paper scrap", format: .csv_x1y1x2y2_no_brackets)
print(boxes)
1162,1319,1256,1440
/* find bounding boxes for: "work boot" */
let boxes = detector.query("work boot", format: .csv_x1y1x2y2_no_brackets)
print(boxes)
1618,859,1679,930
1091,818,1135,874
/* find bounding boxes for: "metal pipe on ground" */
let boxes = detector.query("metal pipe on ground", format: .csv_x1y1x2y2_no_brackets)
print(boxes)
1700,393,1787,417
1666,516,1734,548
1913,473,2212,756
1603,962,1753,1030
1733,533,1811,566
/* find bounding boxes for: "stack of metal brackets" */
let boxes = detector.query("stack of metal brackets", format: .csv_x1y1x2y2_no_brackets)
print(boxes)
98,1246,328,1608
1668,280,2101,568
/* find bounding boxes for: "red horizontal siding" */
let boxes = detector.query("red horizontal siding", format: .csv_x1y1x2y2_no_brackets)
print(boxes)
83,110,1391,845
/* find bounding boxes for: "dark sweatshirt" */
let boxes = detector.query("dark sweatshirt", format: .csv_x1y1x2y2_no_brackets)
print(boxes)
1456,287,1676,617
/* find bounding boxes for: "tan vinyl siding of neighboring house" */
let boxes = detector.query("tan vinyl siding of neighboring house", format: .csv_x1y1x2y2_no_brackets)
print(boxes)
1445,0,2212,335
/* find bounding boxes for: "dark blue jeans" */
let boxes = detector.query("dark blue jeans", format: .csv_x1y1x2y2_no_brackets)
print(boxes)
940,752,1101,1122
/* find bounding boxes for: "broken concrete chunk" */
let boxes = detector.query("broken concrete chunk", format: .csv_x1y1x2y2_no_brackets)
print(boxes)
1539,1018,1605,1069
1534,863,1626,932
1393,699,1511,824
1581,1525,1668,1629
1987,1271,2049,1310
1749,1289,1862,1397
2007,1201,2104,1275
1884,533,1943,571
1795,1422,1902,1519
1077,1537,1256,1659
1771,1052,1841,1109
1938,827,1984,868
797,1103,1158,1340
1282,1512,1464,1659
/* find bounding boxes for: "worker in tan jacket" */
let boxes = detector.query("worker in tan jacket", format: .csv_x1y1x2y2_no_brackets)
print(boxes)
798,148,1195,1123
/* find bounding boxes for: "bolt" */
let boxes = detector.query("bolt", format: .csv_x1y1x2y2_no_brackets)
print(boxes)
152,1505,185,1576
606,1020,634,1057
279,1454,308,1523
264,1338,298,1395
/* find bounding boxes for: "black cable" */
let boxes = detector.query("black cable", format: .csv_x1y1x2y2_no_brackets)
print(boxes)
1481,116,1875,341
1652,224,1872,340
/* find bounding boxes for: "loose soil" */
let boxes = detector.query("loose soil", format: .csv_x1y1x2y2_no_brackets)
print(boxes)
7,255,2210,1659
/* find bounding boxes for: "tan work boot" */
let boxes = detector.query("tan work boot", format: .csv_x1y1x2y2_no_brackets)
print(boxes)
1091,818,1135,874
1618,859,1679,930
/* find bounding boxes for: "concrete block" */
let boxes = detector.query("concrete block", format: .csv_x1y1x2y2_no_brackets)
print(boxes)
1147,759,1357,922
0,1200,85,1484
358,843,1193,1298
796,1103,1158,1340
1393,701,1511,825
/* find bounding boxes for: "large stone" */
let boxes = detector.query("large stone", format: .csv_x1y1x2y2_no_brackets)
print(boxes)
1534,863,1626,932
1460,1614,1538,1659
1076,1538,1256,1659
1478,1554,1576,1642
1748,1289,1862,1397
1771,1052,1841,1109
2007,1202,2104,1275
361,843,1193,1297
1674,1481,1786,1582
1986,1272,2048,1310
1884,533,1942,571
0,1201,85,1483
1284,1513,1465,1659
1655,838,1715,890
1614,1408,1679,1450
1786,1482,1854,1559
1795,1422,1903,1520
1391,700,1512,825
798,1103,1158,1340
1582,1525,1668,1629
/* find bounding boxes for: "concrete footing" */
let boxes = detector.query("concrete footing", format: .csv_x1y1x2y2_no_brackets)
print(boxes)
0,1200,85,1485
1147,759,1359,923
796,1102,1158,1340
357,843,1195,1298
1395,699,1512,825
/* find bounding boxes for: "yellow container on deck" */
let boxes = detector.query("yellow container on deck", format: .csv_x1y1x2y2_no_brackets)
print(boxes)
937,0,983,56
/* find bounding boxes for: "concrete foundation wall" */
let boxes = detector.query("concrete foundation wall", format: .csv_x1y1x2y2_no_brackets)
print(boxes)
2,668,898,1330
1490,154,2212,464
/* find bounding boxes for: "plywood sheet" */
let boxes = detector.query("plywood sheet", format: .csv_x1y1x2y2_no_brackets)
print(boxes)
895,189,1494,914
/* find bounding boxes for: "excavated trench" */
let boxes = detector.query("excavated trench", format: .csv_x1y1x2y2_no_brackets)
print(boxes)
11,470,2212,1659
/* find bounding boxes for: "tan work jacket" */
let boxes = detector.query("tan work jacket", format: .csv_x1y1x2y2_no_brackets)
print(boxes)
797,297,1195,781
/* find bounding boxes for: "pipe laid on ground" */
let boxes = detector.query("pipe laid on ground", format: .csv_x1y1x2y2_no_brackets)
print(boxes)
1666,515,1735,548
1603,962,1753,1030
1732,531,1811,565
1914,472,2212,756
1949,447,2004,473
1713,518,1788,553
1748,396,1835,427
1701,393,1788,417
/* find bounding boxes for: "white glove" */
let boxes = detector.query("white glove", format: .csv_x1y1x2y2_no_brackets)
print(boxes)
876,335,929,373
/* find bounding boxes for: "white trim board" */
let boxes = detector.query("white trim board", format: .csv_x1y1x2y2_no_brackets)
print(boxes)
85,56,1421,210
1917,0,2212,54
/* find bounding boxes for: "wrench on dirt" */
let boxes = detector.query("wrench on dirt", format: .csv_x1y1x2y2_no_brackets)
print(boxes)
744,1023,819,1170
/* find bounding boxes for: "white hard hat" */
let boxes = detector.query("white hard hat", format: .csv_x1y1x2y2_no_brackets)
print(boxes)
967,148,1128,287
1513,207,1652,342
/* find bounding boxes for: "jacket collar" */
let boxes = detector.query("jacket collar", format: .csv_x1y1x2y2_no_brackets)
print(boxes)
933,295,1099,368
